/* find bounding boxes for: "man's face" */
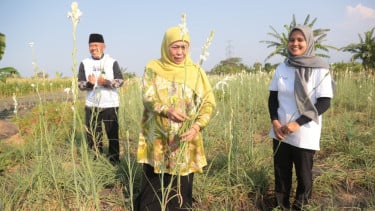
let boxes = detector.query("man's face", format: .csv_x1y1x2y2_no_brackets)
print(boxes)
89,42,105,59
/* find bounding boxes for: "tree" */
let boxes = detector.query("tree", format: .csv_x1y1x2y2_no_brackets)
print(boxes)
119,66,136,79
209,57,251,75
0,33,21,82
264,62,278,73
341,27,375,73
35,71,48,79
55,72,63,78
0,32,5,60
0,67,20,80
260,14,336,62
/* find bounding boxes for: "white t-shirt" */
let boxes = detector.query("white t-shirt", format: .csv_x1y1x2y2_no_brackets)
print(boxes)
268,62,333,150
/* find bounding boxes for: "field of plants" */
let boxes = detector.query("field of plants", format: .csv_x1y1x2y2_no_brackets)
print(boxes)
0,70,374,210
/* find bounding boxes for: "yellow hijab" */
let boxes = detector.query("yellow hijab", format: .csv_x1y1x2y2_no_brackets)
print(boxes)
146,26,215,103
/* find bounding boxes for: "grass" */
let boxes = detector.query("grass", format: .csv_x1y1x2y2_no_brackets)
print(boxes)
0,71,374,210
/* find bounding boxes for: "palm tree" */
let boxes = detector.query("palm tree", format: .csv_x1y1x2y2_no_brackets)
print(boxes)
260,14,336,62
341,27,375,73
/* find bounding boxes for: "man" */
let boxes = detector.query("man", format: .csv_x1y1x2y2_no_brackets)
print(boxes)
78,33,124,164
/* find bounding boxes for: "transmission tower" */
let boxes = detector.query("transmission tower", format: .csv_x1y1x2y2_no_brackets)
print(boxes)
226,40,234,58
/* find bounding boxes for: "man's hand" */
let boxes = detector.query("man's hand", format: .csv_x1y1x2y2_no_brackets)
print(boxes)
97,75,108,86
88,74,96,85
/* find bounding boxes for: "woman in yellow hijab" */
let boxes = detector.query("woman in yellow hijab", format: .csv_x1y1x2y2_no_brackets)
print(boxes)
135,26,216,210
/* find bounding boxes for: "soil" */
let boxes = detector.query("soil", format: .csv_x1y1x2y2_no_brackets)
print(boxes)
0,91,85,141
0,91,85,120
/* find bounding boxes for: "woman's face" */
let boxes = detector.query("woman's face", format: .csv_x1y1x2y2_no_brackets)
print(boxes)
288,29,307,56
168,41,189,64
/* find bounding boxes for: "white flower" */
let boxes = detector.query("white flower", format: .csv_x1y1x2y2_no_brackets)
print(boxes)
64,87,71,94
31,83,35,88
199,30,214,65
67,2,82,25
28,42,34,48
214,76,234,93
178,13,189,37
12,93,18,115
214,80,228,91
199,51,210,62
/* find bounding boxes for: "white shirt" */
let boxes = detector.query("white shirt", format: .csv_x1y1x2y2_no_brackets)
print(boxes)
268,62,333,150
82,55,120,108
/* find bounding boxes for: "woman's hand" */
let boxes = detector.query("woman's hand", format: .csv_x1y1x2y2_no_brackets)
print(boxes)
180,124,200,142
166,107,188,123
272,119,285,140
281,121,300,135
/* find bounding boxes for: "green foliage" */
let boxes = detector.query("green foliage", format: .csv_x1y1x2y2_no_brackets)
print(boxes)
55,72,63,78
0,78,72,98
0,145,23,173
123,72,136,80
341,27,375,73
210,57,251,74
33,71,48,79
264,62,278,73
0,33,5,60
0,33,21,82
331,62,364,74
210,59,278,75
260,14,336,61
0,67,20,82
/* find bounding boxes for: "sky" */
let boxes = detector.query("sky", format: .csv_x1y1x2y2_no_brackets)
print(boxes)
0,0,374,78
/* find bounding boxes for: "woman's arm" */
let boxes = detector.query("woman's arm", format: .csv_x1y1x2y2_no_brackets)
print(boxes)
295,97,331,125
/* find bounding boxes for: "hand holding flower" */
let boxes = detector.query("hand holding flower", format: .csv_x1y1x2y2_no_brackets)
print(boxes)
97,75,108,86
272,119,286,140
281,121,300,135
180,123,200,142
167,107,188,123
88,74,96,85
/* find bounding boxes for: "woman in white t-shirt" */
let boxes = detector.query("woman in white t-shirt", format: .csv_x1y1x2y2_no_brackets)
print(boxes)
268,25,334,210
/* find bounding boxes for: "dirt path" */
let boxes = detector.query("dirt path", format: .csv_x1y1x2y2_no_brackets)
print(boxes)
0,91,85,119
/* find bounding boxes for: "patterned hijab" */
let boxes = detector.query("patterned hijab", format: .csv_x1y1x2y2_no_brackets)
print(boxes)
286,25,330,123
146,26,215,102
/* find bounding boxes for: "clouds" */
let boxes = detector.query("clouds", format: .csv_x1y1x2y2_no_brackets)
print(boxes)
347,4,375,20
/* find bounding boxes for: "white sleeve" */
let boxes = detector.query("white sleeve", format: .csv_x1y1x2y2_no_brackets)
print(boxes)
315,68,333,98
268,66,281,91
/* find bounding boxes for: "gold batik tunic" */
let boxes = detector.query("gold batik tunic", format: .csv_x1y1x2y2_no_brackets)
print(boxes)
137,68,214,176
